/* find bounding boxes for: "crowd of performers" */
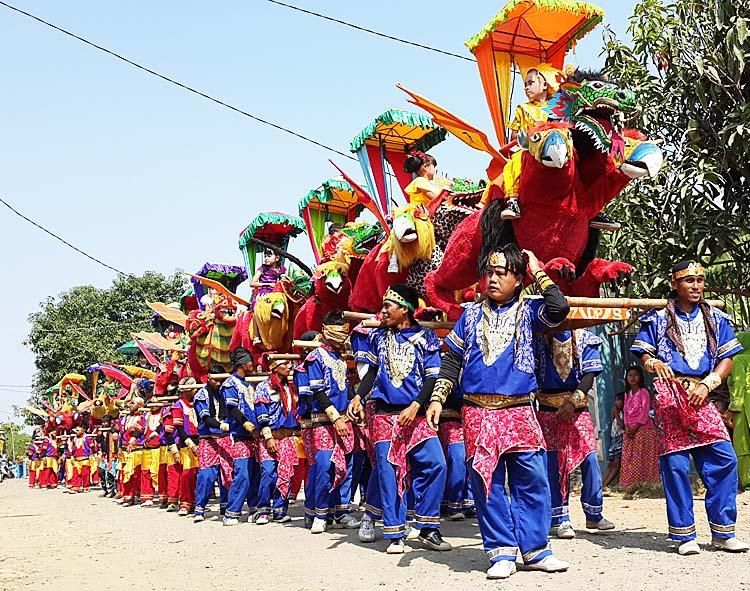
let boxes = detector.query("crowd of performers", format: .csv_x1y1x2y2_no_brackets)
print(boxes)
26,249,748,579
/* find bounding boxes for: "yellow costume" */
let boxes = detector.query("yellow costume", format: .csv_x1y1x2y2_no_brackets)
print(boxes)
404,176,451,206
504,64,565,200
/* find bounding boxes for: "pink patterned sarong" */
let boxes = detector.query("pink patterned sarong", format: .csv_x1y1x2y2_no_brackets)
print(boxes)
305,423,354,491
230,438,257,461
196,436,235,488
438,420,464,452
463,405,545,498
536,409,597,498
372,413,437,498
652,380,728,455
257,435,299,498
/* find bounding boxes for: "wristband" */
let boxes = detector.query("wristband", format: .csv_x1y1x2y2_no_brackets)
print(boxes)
324,405,342,423
571,390,586,406
243,421,256,433
430,378,454,404
168,444,179,455
699,372,722,393
533,270,554,292
261,426,273,441
184,438,196,449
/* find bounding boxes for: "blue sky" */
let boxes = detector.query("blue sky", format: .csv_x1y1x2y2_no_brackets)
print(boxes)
0,0,636,417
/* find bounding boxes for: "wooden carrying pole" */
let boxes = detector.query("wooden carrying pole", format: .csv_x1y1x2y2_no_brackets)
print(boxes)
266,353,301,361
345,297,725,330
293,340,321,349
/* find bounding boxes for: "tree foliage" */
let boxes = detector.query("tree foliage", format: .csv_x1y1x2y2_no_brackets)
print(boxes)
1,422,31,461
24,271,188,416
600,0,750,325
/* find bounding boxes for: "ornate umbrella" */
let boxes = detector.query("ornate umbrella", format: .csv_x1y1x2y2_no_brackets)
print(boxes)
190,262,248,310
466,0,604,143
349,109,447,214
237,212,306,275
299,177,363,263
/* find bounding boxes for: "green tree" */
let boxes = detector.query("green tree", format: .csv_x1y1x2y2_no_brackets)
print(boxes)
24,271,188,420
600,0,749,325
1,421,31,461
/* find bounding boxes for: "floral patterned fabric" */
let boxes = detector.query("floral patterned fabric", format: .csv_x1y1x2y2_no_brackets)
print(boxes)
438,419,465,450
304,423,354,491
537,409,597,498
197,436,235,488
463,405,545,498
256,435,299,498
652,380,728,455
371,413,437,498
230,438,257,461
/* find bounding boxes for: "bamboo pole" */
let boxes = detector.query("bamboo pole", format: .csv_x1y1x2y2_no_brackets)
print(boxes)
293,340,321,349
566,297,725,309
266,353,301,361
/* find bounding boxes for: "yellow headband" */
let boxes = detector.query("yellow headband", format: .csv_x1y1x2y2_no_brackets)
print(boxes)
672,262,705,280
383,288,415,311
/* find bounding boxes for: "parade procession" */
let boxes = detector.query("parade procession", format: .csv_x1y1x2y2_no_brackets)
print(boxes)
5,0,750,588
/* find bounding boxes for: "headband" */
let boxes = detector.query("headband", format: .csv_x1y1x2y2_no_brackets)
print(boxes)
383,288,416,311
672,262,705,280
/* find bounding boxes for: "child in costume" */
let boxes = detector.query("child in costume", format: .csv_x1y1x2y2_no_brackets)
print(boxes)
501,65,564,221
250,248,286,304
404,151,451,207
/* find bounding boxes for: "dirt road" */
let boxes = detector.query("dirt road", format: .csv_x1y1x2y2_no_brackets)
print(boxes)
0,479,748,591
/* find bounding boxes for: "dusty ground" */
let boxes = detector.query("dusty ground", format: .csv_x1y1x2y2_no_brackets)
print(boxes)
0,479,748,591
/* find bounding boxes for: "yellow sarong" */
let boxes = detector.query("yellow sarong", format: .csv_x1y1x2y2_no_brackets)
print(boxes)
122,450,142,483
179,447,198,470
140,448,161,487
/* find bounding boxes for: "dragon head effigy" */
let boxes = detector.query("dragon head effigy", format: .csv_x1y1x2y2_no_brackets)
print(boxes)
323,221,384,263
546,68,637,158
212,294,239,326
382,203,436,272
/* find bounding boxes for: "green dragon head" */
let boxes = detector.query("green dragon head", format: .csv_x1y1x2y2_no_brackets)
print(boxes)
545,68,637,157
340,221,384,256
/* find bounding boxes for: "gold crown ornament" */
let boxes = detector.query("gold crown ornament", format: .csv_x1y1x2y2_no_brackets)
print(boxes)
672,262,705,280
383,288,415,311
488,251,507,268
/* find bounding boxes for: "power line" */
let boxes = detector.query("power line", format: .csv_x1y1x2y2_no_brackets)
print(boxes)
265,0,476,63
0,196,131,276
0,0,356,162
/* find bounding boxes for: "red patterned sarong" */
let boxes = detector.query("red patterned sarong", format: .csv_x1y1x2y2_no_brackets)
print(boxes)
372,413,437,498
197,436,235,488
463,405,545,498
652,380,728,455
306,423,354,491
257,435,299,498
537,409,597,498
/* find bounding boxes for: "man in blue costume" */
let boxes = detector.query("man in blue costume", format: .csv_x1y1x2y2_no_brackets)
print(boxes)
353,284,450,554
534,329,614,538
221,347,260,526
299,312,360,534
427,245,570,580
631,261,748,555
